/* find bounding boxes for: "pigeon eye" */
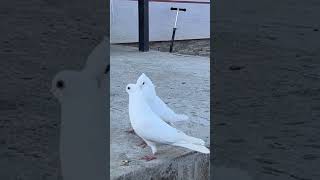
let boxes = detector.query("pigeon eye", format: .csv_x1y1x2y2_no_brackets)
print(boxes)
56,80,65,89
142,82,145,85
127,86,131,90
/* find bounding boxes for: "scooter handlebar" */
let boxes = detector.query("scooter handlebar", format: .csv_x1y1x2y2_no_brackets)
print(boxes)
170,7,186,11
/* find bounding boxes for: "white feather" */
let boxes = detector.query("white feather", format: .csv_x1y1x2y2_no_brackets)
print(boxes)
126,83,209,155
136,73,189,124
51,38,108,180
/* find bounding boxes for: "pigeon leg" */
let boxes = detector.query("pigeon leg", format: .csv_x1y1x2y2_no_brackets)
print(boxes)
138,139,157,161
125,128,135,134
126,129,147,147
144,140,157,155
140,155,157,161
137,141,147,148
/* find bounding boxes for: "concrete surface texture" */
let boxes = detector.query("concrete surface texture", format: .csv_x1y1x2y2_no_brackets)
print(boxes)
213,0,320,179
0,0,107,179
110,45,210,179
123,39,210,57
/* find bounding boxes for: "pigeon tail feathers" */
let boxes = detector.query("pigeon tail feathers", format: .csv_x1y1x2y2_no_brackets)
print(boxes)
173,142,210,154
182,134,206,146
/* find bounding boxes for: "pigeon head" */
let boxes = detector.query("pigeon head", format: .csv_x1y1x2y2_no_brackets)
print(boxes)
136,73,156,99
126,83,139,94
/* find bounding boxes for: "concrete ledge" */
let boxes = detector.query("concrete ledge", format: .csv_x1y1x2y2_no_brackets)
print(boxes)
110,45,210,179
116,153,209,180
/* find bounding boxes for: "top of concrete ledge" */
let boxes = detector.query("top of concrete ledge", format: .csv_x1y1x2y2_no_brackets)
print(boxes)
110,45,210,179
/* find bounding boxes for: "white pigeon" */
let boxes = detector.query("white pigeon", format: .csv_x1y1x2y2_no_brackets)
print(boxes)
83,36,109,89
51,38,108,180
136,73,189,126
126,83,209,160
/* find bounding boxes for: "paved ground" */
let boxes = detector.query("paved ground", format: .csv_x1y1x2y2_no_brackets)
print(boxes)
0,0,107,179
110,45,210,179
212,0,320,179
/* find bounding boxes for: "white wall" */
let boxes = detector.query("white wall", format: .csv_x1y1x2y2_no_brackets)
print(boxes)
110,0,210,43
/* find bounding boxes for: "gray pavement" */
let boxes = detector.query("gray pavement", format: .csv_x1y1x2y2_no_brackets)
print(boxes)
0,0,107,179
213,0,320,179
110,45,210,179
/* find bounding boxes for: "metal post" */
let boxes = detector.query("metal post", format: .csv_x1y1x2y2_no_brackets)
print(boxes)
138,0,149,52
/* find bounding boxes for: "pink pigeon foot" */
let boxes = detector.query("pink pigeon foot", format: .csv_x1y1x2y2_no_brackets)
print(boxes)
140,155,157,161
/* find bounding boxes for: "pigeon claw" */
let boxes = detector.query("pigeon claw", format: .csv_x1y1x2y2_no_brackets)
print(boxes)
140,155,157,161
